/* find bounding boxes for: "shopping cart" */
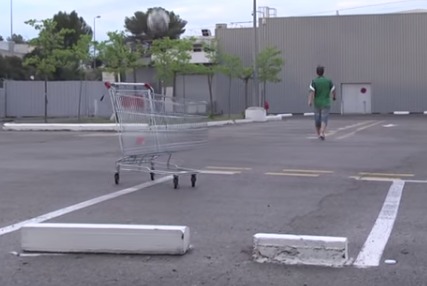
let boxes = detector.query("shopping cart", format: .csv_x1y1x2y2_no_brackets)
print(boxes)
105,82,209,189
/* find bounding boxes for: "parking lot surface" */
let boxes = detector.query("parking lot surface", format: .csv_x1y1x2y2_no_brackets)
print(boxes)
1,115,427,286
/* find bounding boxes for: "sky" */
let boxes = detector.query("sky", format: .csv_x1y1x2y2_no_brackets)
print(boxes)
1,0,426,42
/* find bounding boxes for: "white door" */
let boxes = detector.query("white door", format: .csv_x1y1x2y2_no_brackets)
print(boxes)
341,84,372,114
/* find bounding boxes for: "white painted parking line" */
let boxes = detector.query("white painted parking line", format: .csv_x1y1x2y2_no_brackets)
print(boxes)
353,180,405,268
337,121,384,140
0,176,172,237
306,121,375,139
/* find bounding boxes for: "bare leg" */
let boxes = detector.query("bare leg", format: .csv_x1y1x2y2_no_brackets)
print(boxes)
320,122,327,137
319,107,330,140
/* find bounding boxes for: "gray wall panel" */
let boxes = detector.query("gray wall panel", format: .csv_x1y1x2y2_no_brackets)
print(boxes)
0,87,5,118
6,81,45,117
47,81,81,117
3,80,111,118
215,13,427,114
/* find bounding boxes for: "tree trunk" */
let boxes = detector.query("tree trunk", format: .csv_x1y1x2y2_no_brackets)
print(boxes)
172,72,177,98
228,76,232,119
263,81,267,106
244,79,249,109
44,76,48,123
207,74,214,116
182,75,186,100
78,79,83,122
133,68,137,83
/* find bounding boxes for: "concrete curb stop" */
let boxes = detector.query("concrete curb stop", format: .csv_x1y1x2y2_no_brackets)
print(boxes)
2,123,119,132
21,223,191,255
253,233,348,267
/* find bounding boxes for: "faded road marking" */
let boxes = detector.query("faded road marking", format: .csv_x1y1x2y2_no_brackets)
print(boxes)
0,176,172,237
266,172,320,178
336,121,384,140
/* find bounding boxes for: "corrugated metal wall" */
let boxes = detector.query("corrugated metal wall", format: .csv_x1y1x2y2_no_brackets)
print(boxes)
215,13,427,114
131,67,217,113
0,86,5,118
3,81,111,118
215,28,257,114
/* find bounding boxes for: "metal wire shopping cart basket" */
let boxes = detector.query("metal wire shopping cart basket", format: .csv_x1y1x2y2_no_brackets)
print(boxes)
105,82,209,189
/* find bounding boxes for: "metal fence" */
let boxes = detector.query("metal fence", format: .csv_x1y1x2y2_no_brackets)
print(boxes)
0,86,5,118
1,77,219,120
1,80,113,119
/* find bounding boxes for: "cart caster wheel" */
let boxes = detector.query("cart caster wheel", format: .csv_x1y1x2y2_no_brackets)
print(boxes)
191,174,197,188
114,173,120,185
173,176,179,189
150,173,155,181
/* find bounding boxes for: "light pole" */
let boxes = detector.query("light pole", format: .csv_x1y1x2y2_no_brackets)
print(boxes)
10,0,13,40
252,0,260,107
93,15,101,69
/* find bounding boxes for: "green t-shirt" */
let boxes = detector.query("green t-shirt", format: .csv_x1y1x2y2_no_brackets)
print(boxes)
310,76,335,108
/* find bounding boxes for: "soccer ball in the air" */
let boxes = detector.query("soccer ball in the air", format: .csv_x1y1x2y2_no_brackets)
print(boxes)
147,8,170,35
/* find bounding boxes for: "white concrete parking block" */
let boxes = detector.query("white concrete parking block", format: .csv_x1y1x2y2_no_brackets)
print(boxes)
21,223,190,255
253,233,348,267
393,111,410,115
2,123,117,131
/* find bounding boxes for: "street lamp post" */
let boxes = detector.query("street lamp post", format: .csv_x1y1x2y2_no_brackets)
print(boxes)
252,0,260,107
93,15,101,69
10,0,13,40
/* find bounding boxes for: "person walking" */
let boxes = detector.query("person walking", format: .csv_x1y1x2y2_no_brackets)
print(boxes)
308,65,336,140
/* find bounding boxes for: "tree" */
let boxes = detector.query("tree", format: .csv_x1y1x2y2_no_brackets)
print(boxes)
0,55,33,80
191,40,220,116
52,11,92,80
97,31,147,82
23,18,75,122
7,34,26,43
53,11,92,48
256,47,284,105
0,35,3,41
70,34,93,121
218,54,243,118
125,7,187,42
150,37,193,96
238,66,253,109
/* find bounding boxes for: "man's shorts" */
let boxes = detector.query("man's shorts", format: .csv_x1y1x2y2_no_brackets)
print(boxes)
314,106,330,127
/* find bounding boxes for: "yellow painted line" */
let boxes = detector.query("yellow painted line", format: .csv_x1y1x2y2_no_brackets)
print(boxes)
205,166,252,171
282,169,334,174
337,121,384,140
349,176,399,182
200,170,241,175
266,172,320,177
359,172,414,177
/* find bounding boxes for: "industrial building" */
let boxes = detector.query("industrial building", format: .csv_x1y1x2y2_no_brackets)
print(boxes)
214,10,427,115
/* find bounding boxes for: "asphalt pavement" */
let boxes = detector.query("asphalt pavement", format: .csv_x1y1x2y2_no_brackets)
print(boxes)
1,114,427,286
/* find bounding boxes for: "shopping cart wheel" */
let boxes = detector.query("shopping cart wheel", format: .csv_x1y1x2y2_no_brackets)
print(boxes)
114,172,120,185
150,173,155,181
173,175,179,189
191,174,197,188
